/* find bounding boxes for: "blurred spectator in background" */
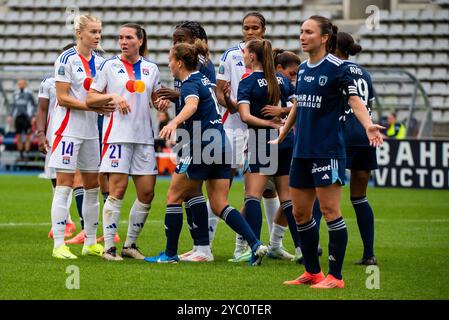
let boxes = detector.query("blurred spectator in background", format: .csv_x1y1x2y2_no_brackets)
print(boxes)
384,112,406,139
7,79,37,160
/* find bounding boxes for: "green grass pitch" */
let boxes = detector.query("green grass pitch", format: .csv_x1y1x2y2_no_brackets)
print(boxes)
0,175,448,300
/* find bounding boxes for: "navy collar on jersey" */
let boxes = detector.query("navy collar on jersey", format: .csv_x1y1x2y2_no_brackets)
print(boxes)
181,71,200,83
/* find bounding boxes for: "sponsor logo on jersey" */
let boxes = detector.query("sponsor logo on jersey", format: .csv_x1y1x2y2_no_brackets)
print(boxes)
298,69,305,75
322,174,330,180
142,68,149,75
111,159,119,167
62,156,70,165
232,55,243,62
311,164,331,174
236,61,244,67
118,69,125,74
58,66,65,75
319,75,328,86
304,76,315,82
73,61,82,66
76,67,84,73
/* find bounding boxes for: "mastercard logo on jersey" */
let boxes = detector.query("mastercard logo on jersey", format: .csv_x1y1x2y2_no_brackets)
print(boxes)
83,77,93,91
126,80,146,94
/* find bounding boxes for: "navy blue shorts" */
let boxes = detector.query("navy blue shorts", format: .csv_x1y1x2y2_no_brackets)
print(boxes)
274,147,293,176
289,158,346,189
244,146,292,176
346,146,378,171
175,156,232,180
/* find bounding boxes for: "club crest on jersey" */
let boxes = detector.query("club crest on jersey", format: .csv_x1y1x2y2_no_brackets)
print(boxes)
143,68,149,75
62,156,70,165
111,159,119,168
319,75,328,86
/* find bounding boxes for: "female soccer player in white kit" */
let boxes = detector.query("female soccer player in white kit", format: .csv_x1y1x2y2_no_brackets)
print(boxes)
87,23,169,261
49,15,113,259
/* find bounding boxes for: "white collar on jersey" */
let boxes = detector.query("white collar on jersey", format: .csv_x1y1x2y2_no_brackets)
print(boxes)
238,42,245,51
182,70,200,83
306,54,328,68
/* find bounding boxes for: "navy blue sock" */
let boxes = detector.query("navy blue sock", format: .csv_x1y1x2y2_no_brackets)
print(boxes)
312,199,322,233
327,217,348,280
164,204,183,257
297,218,321,274
73,187,84,230
220,205,259,252
281,200,301,248
184,199,197,244
351,196,375,258
187,195,209,246
244,197,262,240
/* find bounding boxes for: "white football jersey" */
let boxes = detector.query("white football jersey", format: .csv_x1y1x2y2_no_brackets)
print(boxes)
52,46,104,140
91,55,161,145
216,42,248,132
38,76,57,144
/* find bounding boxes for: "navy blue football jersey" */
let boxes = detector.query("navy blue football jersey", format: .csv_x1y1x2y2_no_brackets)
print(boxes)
293,54,358,159
179,71,224,155
341,61,375,147
277,72,295,149
175,56,216,115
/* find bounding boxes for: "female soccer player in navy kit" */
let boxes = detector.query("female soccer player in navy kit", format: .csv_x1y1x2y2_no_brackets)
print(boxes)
145,41,268,265
87,24,169,261
49,15,114,259
334,32,378,265
237,39,301,263
217,12,288,263
272,16,384,288
156,21,218,262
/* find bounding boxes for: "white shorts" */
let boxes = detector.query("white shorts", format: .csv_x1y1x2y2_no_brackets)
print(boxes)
49,136,100,172
225,129,248,169
100,143,158,176
44,150,56,179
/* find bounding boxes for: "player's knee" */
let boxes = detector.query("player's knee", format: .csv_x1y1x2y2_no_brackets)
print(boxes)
209,200,225,217
320,205,340,222
292,207,311,224
139,189,155,204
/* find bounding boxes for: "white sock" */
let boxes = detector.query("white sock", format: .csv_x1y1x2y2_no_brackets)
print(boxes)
51,186,72,248
207,200,218,246
82,187,100,246
295,246,302,256
66,189,73,224
269,223,287,250
125,199,151,248
234,233,247,255
196,245,212,256
103,196,123,251
262,196,280,237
